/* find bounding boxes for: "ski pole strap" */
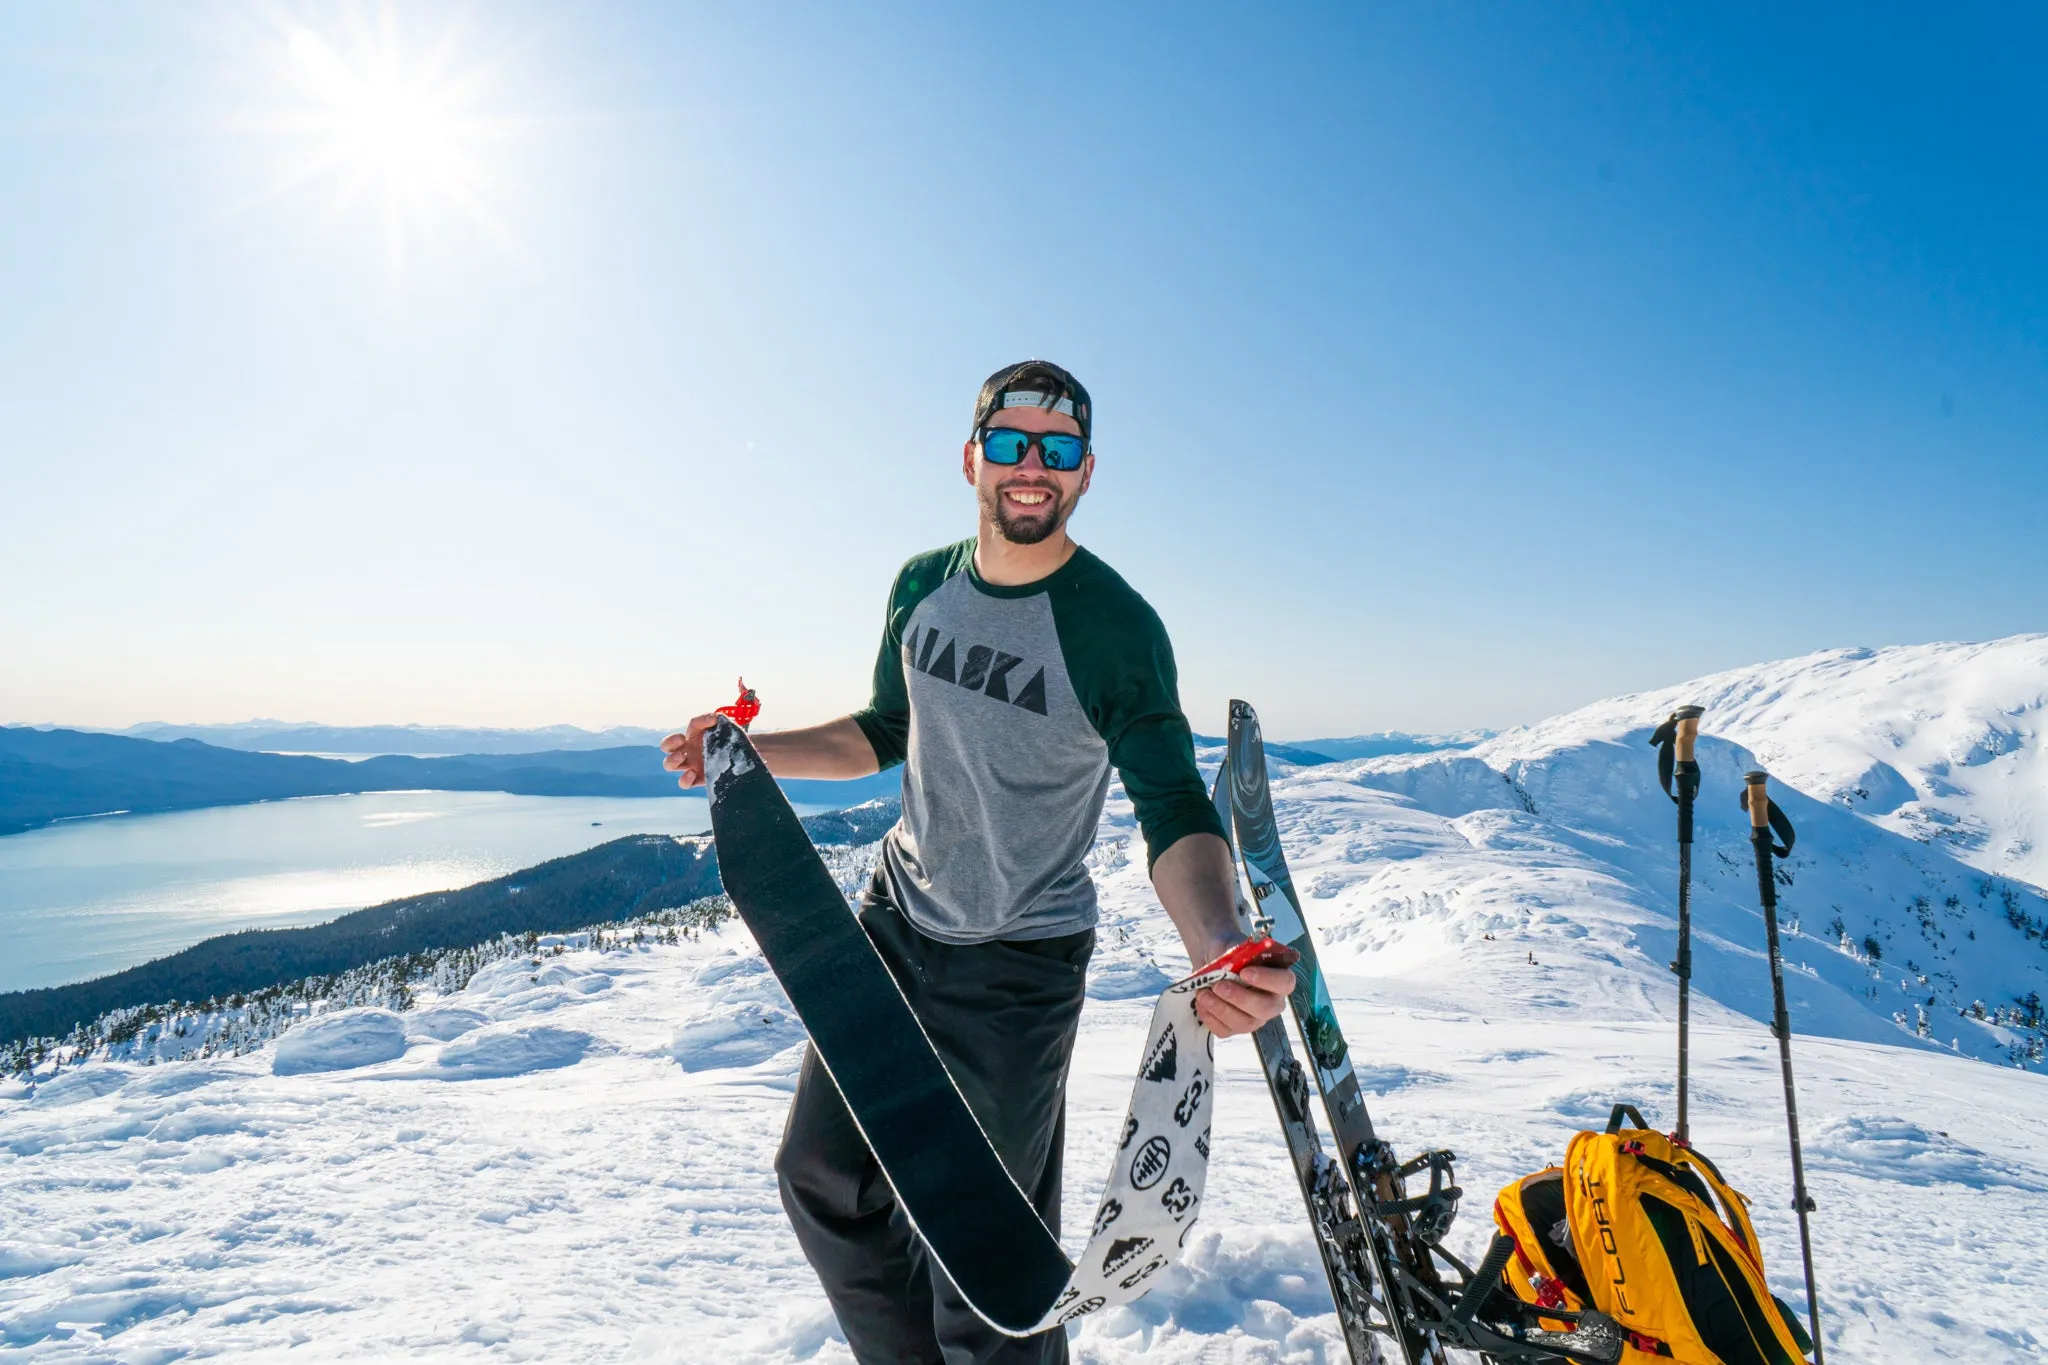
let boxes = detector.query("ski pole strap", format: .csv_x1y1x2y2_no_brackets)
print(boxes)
1740,772,1796,857
1648,706,1704,802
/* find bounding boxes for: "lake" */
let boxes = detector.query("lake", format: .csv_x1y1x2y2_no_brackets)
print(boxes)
0,791,767,994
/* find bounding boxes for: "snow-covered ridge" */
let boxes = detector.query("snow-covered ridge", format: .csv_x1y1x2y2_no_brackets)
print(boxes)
1281,729,1494,762
1222,636,2048,1066
1142,638,2048,1070
1478,635,2048,886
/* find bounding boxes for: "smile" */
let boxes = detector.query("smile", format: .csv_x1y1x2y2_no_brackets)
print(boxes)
1003,488,1053,507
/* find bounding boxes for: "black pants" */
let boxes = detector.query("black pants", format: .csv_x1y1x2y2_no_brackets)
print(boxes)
774,873,1093,1365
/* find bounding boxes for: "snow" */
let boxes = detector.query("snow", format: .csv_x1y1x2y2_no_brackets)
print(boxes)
1804,1114,2048,1192
427,1023,597,1080
665,952,807,1072
405,1005,492,1041
7,933,2039,1361
26,1065,135,1107
1310,655,2048,1066
270,1008,409,1075
1484,635,2048,887
4,638,2047,1360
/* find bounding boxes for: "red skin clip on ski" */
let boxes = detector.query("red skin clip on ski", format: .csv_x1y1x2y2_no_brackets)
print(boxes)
716,678,761,730
1199,936,1300,976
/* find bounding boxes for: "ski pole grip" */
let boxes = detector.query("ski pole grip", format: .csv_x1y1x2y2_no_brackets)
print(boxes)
1744,770,1771,830
1674,705,1703,764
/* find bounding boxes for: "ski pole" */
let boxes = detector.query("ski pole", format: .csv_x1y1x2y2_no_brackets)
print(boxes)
1742,770,1823,1362
1650,705,1704,1141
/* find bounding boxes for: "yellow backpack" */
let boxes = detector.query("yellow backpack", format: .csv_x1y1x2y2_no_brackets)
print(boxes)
1492,1105,1815,1365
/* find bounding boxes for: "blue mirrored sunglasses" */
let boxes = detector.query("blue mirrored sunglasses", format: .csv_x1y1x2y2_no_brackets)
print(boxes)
978,427,1088,472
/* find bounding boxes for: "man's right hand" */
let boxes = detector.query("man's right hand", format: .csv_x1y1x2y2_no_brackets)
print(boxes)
661,713,882,787
660,714,721,789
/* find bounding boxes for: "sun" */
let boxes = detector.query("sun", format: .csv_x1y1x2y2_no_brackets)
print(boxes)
292,30,454,178
276,17,509,268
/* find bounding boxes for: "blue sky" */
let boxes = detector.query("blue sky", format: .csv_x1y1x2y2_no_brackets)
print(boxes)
3,3,2042,738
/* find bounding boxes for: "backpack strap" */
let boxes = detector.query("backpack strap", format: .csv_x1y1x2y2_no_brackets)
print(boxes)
1673,1147,1768,1270
1605,1103,1651,1134
1680,1144,1729,1186
1631,1152,1716,1208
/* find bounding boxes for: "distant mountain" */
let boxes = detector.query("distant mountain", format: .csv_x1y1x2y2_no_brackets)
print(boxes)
1287,731,1492,762
85,718,1469,766
1523,636,2048,891
1189,734,1336,767
0,728,899,836
5,718,1504,838
108,720,670,757
1303,634,2048,1064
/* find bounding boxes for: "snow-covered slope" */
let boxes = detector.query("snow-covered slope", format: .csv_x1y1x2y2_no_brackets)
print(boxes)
1495,636,2048,887
5,921,2043,1363
1293,729,2048,1065
5,640,2048,1362
1300,634,2048,1063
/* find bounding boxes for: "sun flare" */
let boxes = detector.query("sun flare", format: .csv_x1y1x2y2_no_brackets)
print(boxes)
290,31,457,175
276,20,508,267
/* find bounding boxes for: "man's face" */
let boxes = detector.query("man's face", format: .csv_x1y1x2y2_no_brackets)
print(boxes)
961,402,1093,546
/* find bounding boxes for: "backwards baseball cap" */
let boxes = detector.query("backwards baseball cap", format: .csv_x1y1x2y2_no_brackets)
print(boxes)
971,360,1093,451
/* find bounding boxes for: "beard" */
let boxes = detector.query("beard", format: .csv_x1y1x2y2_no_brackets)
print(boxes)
981,478,1074,545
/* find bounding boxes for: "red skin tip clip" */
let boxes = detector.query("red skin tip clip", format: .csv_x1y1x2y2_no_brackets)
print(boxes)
716,678,761,730
1200,936,1300,976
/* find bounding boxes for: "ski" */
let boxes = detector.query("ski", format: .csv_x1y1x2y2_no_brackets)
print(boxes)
1212,757,1386,1364
1227,701,1632,1365
1228,701,1454,1365
706,717,1068,1331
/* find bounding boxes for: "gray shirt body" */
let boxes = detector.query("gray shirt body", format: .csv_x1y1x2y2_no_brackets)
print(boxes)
851,541,1221,945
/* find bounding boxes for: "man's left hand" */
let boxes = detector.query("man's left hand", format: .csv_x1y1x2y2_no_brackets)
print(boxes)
1193,963,1294,1039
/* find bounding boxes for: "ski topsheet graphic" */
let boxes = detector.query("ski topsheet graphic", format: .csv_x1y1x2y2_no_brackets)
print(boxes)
703,718,1293,1335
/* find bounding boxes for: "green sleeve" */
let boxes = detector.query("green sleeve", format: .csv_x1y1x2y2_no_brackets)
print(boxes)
1049,561,1226,869
850,542,973,768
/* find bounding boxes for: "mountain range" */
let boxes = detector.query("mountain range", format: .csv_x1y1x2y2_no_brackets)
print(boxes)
71,720,1479,763
0,723,1468,837
1216,632,2048,1065
0,728,897,836
102,721,671,757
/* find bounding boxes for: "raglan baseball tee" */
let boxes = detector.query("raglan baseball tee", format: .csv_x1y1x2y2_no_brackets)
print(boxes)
850,540,1224,944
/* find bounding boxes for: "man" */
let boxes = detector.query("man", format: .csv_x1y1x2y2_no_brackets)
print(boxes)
663,360,1292,1364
